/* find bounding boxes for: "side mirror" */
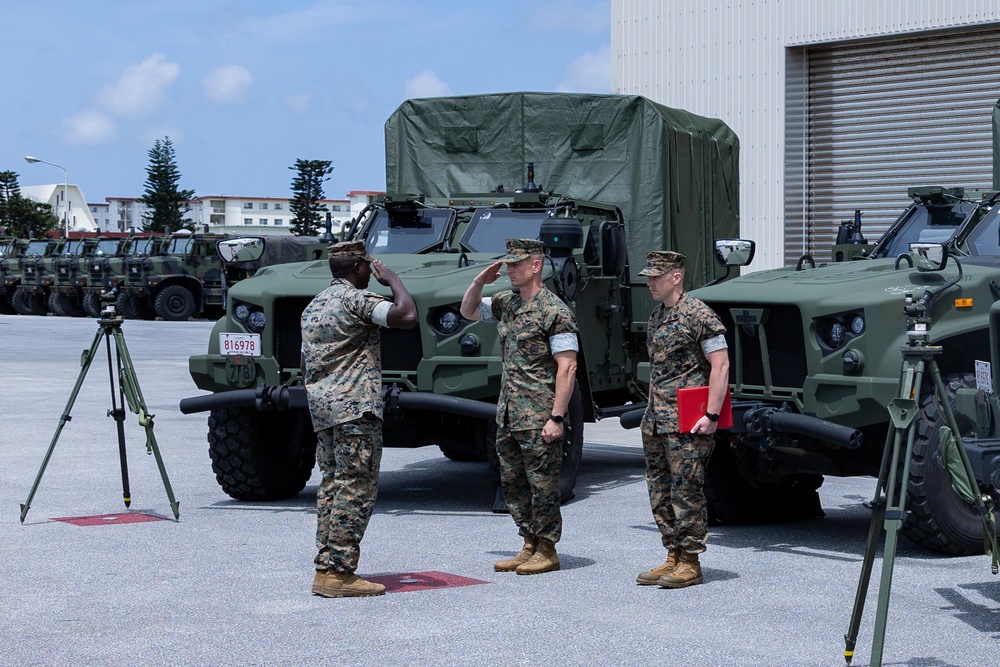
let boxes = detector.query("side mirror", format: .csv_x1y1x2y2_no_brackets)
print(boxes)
218,237,265,263
908,242,947,271
714,239,755,268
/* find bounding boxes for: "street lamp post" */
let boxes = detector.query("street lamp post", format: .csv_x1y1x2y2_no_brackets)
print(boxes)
24,156,70,237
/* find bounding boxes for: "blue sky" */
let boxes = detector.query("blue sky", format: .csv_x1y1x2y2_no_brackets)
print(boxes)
4,0,611,205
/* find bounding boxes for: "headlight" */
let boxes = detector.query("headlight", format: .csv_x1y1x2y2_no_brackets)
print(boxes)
246,310,266,333
827,321,845,348
234,303,250,321
815,309,865,353
437,310,461,335
850,314,865,335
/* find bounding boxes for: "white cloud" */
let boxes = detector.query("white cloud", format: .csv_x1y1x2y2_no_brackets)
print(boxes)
404,70,453,99
62,109,116,145
556,45,611,93
97,53,180,119
285,92,313,114
203,64,254,105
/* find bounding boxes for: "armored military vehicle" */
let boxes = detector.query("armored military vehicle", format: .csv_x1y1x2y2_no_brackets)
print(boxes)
80,235,154,317
180,93,742,503
685,186,1000,555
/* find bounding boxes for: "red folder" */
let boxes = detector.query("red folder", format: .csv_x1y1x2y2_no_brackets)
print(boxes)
676,386,733,432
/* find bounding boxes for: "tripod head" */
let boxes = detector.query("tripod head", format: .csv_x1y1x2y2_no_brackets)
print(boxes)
98,287,124,322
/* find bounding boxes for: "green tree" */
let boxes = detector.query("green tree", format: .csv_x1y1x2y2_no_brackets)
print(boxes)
289,159,333,236
0,170,59,238
141,137,196,232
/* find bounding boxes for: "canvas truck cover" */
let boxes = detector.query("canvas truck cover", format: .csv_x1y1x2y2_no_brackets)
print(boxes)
384,92,740,286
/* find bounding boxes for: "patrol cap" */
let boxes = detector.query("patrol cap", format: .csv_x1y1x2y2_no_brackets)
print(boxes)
638,250,685,276
328,240,372,261
499,238,544,263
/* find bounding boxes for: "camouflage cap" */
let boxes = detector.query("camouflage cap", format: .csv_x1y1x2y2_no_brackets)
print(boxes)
499,238,544,263
328,240,372,261
638,250,685,276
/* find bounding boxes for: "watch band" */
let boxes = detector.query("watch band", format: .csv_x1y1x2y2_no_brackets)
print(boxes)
705,412,720,422
549,414,564,424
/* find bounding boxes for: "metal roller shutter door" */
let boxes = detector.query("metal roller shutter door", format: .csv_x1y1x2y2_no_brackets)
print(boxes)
786,26,1000,263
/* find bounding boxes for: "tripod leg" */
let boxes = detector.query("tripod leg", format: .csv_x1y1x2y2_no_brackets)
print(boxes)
112,328,180,520
20,328,105,523
844,427,895,664
106,332,131,508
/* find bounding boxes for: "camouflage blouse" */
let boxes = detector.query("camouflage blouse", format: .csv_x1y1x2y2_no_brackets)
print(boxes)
489,288,579,431
300,278,391,431
641,291,727,435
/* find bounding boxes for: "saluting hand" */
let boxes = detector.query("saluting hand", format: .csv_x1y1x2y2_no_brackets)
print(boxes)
475,261,503,286
371,258,398,286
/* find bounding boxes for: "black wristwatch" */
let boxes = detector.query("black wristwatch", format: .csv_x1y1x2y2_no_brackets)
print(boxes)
549,414,564,424
705,412,720,422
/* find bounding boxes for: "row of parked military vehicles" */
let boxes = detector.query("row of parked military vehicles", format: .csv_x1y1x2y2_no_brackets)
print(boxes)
0,231,235,321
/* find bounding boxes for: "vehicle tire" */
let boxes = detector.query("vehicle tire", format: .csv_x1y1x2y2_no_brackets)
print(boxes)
704,437,825,523
208,406,317,501
155,285,196,321
29,291,49,315
48,291,68,317
82,290,103,318
11,288,35,315
904,373,998,555
0,292,14,314
116,291,138,319
486,382,584,505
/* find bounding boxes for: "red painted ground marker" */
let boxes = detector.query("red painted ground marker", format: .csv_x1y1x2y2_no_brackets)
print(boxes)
365,570,490,593
52,512,168,526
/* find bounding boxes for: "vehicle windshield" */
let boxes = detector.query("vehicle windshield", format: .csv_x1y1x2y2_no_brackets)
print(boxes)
870,201,977,258
163,237,191,254
62,240,86,255
364,207,454,255
24,240,50,256
134,237,160,254
94,239,121,255
962,204,1000,256
461,209,549,254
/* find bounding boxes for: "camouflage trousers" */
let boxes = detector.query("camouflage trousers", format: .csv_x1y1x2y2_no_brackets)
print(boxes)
496,427,562,544
314,413,383,574
642,430,715,554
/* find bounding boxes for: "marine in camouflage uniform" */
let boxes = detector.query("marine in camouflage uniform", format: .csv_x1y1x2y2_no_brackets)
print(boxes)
635,250,729,589
300,240,417,598
461,238,579,575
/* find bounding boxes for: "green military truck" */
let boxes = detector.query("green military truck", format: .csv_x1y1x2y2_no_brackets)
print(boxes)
120,232,228,321
681,186,1000,555
81,235,157,318
12,237,69,316
180,93,742,503
48,236,124,317
0,237,27,314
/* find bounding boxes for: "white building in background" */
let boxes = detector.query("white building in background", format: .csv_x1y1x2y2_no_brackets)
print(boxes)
100,191,382,235
20,184,97,232
612,1,1000,270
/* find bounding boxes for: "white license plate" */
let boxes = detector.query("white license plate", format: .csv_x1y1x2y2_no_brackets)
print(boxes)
219,332,261,357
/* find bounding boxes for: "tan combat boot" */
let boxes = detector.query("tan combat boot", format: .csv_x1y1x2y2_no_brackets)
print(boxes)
515,539,560,575
494,536,538,572
657,551,704,588
314,571,386,598
635,549,680,585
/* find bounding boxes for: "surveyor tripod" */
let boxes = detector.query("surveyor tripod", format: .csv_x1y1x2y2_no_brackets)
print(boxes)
19,300,180,523
843,295,992,666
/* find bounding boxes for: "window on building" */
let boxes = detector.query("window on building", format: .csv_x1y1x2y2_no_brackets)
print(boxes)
274,203,283,210
274,219,283,226
259,202,268,210
332,205,341,211
260,218,268,225
244,218,253,225
244,202,253,210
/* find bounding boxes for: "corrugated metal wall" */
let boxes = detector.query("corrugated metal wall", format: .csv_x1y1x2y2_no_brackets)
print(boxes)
612,0,1000,271
789,25,1000,262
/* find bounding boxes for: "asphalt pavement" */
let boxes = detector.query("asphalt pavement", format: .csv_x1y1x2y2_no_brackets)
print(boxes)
2,313,997,666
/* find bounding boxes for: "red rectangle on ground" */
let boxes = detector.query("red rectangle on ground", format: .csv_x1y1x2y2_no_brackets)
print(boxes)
52,512,168,526
366,571,490,593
